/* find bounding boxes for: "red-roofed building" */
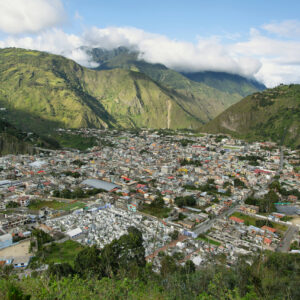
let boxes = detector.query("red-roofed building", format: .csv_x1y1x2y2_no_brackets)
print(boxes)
261,226,276,233
229,216,244,224
264,237,272,246
288,195,298,203
224,200,232,207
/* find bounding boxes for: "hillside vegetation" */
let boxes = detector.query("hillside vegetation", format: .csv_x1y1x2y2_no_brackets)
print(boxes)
202,84,300,148
0,232,299,300
0,119,59,155
0,48,203,132
90,47,265,122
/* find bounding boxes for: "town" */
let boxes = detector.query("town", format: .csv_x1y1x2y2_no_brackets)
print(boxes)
0,129,299,273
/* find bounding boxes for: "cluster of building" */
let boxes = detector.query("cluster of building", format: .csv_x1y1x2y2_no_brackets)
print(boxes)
0,129,299,271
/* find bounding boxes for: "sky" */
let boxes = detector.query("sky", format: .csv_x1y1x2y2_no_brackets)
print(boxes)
0,0,300,87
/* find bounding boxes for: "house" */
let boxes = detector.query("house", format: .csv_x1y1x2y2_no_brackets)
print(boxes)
66,228,82,238
178,220,195,229
12,256,32,268
288,195,298,203
263,237,272,246
261,226,276,234
229,216,244,224
127,203,137,212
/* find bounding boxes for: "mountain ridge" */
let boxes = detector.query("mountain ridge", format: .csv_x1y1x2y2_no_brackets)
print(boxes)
202,84,300,148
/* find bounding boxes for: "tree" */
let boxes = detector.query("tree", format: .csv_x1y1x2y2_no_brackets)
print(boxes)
150,197,164,209
173,252,184,261
269,180,280,191
74,245,102,278
32,229,53,251
160,255,178,276
175,196,196,208
6,201,20,208
207,178,215,185
183,260,196,274
234,178,246,188
48,262,74,278
73,188,85,198
170,230,179,241
0,264,13,279
52,190,60,198
100,227,146,277
61,189,72,199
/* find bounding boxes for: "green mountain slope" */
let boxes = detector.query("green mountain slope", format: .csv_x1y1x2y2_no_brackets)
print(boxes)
202,84,300,148
181,71,265,97
88,47,265,121
0,48,201,132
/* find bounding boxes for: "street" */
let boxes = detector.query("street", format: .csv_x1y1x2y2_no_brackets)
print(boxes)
276,225,298,252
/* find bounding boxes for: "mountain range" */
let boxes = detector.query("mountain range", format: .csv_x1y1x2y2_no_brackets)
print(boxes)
0,47,265,135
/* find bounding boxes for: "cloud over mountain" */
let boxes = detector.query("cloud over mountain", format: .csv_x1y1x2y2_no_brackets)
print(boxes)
0,3,299,88
0,0,65,34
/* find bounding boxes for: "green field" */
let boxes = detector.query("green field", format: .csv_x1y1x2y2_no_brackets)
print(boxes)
54,133,97,151
28,200,86,211
140,206,171,219
43,240,85,266
231,212,258,226
196,235,221,246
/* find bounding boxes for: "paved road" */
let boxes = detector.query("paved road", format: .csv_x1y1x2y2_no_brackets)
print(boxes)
193,203,240,236
276,225,298,252
193,177,279,237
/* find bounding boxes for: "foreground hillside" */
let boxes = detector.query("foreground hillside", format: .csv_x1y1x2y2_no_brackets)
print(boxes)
0,48,202,132
0,250,299,299
203,84,300,148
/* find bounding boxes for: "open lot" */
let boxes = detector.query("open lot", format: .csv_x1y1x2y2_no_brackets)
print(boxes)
0,240,30,257
291,217,300,225
28,200,86,211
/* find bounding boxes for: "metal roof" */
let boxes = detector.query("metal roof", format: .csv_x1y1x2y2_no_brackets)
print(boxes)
66,228,82,237
0,234,12,242
81,179,120,192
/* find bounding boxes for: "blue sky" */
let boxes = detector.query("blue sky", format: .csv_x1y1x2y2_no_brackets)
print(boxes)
64,0,300,40
0,0,300,87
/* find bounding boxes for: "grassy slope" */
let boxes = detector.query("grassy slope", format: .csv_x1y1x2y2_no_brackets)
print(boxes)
182,71,265,97
202,84,300,148
91,47,265,122
83,68,201,129
0,48,201,131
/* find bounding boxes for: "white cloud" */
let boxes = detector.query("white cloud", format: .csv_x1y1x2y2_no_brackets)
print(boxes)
1,22,300,87
232,28,300,86
63,48,99,68
0,0,65,34
0,29,81,53
82,27,261,77
262,20,300,38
